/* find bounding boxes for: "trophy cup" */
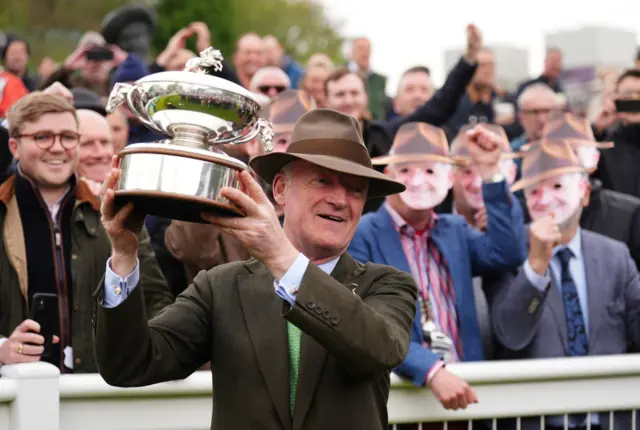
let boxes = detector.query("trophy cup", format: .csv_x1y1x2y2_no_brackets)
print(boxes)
105,47,273,223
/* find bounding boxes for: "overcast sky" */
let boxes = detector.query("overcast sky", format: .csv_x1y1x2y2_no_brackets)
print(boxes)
316,0,640,94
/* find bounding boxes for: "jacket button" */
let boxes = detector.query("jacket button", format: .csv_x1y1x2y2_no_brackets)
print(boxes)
71,254,78,260
73,304,79,312
322,310,330,319
75,358,81,366
314,306,323,314
306,302,315,310
330,316,339,325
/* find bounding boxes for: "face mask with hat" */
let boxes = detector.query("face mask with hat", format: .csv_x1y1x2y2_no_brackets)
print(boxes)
370,122,457,210
511,138,590,228
267,90,316,152
452,123,518,188
523,112,614,173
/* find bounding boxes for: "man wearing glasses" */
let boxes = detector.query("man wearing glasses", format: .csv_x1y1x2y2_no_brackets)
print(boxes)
510,83,564,180
0,92,172,373
249,66,291,100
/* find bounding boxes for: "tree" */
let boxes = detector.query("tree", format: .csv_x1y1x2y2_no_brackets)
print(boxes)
153,0,344,65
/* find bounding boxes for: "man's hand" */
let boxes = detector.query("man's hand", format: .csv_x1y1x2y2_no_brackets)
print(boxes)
64,47,87,71
0,320,59,365
156,28,193,69
202,171,299,280
109,44,128,68
463,24,482,64
430,368,478,410
189,22,211,54
100,156,146,277
465,125,504,180
528,215,561,276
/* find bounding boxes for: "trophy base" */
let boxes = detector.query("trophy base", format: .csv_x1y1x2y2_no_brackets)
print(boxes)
114,190,243,224
115,143,249,223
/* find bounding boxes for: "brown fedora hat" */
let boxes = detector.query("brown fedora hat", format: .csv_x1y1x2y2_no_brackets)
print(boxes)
249,109,405,198
521,112,614,152
451,123,518,164
371,122,456,166
510,139,587,192
268,90,316,135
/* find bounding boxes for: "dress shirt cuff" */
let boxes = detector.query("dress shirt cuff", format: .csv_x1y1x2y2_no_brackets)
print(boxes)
273,252,309,306
523,259,551,292
426,361,445,384
103,257,141,308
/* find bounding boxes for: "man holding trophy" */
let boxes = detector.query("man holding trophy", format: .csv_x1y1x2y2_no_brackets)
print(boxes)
94,99,418,430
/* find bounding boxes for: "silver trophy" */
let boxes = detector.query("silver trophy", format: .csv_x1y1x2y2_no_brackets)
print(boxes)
423,320,454,363
106,47,273,222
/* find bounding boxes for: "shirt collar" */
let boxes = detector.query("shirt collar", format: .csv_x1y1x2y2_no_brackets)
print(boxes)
553,227,582,260
384,202,438,236
319,257,340,275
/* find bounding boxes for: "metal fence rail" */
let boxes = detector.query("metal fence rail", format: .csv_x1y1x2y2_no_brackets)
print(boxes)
1,355,639,430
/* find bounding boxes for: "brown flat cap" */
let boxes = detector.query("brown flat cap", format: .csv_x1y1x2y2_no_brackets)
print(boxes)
510,139,587,192
371,122,455,165
249,109,405,198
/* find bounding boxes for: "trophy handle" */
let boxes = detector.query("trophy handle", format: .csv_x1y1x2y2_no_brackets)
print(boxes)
125,86,163,134
105,83,131,115
227,119,273,152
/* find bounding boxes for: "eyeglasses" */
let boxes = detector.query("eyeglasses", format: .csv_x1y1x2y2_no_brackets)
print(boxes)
18,131,81,150
258,85,287,94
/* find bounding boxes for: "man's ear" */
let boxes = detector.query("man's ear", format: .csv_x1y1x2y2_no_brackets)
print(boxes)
272,173,287,206
8,138,19,160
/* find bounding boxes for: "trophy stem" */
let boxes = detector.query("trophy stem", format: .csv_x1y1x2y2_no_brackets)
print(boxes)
170,125,212,150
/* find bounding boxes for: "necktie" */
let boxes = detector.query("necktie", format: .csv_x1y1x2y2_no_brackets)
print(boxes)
287,321,302,415
557,248,589,356
557,248,588,426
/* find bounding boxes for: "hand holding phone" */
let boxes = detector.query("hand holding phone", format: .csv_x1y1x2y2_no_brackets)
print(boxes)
0,319,59,365
29,293,59,359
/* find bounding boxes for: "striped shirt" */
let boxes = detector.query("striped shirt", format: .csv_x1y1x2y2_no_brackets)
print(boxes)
385,203,462,362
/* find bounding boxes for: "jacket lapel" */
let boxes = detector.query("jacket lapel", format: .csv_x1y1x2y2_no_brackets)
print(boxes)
292,254,364,430
581,231,605,350
237,260,291,430
431,221,465,313
372,207,411,274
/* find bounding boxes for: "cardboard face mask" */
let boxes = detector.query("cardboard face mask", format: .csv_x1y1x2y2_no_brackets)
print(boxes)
392,161,452,210
524,173,586,226
455,159,515,209
576,145,600,172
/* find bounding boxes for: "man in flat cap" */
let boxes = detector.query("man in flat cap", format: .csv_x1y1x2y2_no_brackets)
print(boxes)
349,122,526,417
491,139,640,430
100,4,157,59
94,109,417,430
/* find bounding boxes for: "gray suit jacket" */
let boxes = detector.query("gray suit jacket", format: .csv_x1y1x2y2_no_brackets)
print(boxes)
490,230,640,430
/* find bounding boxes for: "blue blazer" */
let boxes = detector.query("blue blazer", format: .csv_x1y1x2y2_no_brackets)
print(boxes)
348,180,527,386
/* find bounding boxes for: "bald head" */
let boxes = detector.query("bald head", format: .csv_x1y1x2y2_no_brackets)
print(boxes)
234,33,266,81
77,109,114,182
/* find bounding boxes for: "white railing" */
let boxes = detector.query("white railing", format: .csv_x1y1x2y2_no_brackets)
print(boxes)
0,355,639,430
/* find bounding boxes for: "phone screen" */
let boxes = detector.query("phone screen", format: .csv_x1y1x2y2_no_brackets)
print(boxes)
85,48,114,62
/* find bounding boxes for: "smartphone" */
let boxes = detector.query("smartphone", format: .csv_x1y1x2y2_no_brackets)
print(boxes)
85,47,114,62
30,293,58,359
